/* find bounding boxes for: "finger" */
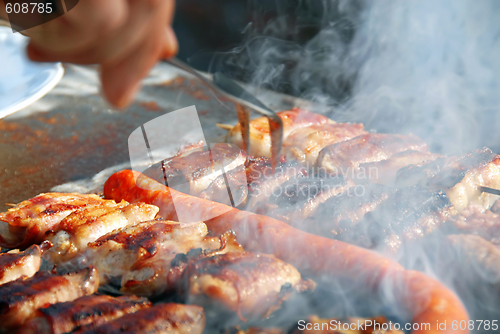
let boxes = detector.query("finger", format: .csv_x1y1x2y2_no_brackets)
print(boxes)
100,25,166,108
161,26,178,59
26,0,127,54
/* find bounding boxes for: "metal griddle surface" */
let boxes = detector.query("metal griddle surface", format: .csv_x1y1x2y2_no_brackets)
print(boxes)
0,63,312,211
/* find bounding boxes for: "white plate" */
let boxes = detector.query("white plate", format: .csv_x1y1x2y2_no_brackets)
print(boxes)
0,26,64,119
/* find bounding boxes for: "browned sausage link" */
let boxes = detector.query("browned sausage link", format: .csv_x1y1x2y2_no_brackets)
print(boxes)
104,170,469,334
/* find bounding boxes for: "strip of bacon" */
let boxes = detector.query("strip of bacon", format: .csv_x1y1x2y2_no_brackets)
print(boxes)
19,294,151,334
0,267,99,331
318,133,428,176
228,108,335,158
283,123,367,167
73,303,205,334
0,244,41,285
181,251,314,320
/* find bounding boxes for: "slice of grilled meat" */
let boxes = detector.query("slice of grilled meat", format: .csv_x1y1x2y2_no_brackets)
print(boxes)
181,251,315,320
88,220,242,296
318,133,428,176
73,303,205,334
19,294,151,334
44,201,158,264
450,203,500,245
358,150,440,185
0,244,41,285
339,186,457,252
303,184,392,236
263,174,354,224
0,267,99,332
228,108,335,158
283,123,367,167
143,142,246,195
0,193,105,249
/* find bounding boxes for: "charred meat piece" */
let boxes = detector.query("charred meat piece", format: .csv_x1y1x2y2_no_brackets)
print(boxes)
303,184,391,236
283,123,367,167
88,220,242,296
73,303,205,334
358,150,441,185
0,244,41,285
143,143,246,195
318,133,428,175
20,294,151,334
340,186,457,252
228,108,335,158
294,315,403,333
181,251,315,320
0,193,105,249
44,201,158,264
396,148,500,211
224,327,283,334
0,267,98,331
263,174,354,224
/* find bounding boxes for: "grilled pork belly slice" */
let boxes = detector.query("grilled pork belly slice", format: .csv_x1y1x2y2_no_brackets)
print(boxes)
303,184,391,236
228,108,335,158
181,251,315,320
283,123,367,167
396,148,500,211
342,186,457,252
143,142,246,195
358,150,441,185
0,244,41,285
88,220,241,296
44,201,158,264
450,204,500,245
0,193,105,249
20,294,151,334
294,315,403,333
318,133,428,176
0,267,98,332
73,303,205,334
263,174,354,224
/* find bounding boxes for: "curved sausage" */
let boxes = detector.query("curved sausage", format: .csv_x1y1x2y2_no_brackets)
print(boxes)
104,170,469,334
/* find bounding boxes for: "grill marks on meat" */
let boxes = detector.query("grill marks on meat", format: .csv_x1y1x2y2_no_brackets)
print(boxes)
228,108,335,158
73,303,205,334
283,123,367,167
318,133,428,176
20,295,151,334
0,193,105,249
0,244,41,286
0,267,98,331
44,201,158,264
143,143,246,195
181,251,315,320
88,220,242,296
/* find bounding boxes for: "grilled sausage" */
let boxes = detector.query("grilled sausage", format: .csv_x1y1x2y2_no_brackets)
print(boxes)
104,170,469,334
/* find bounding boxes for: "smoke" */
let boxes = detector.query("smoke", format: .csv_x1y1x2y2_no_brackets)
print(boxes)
211,0,500,327
216,0,500,154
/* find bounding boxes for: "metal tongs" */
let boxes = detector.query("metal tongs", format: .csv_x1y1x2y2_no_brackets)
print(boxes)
165,58,283,171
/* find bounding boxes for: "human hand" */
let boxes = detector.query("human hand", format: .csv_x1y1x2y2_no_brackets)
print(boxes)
23,0,178,108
